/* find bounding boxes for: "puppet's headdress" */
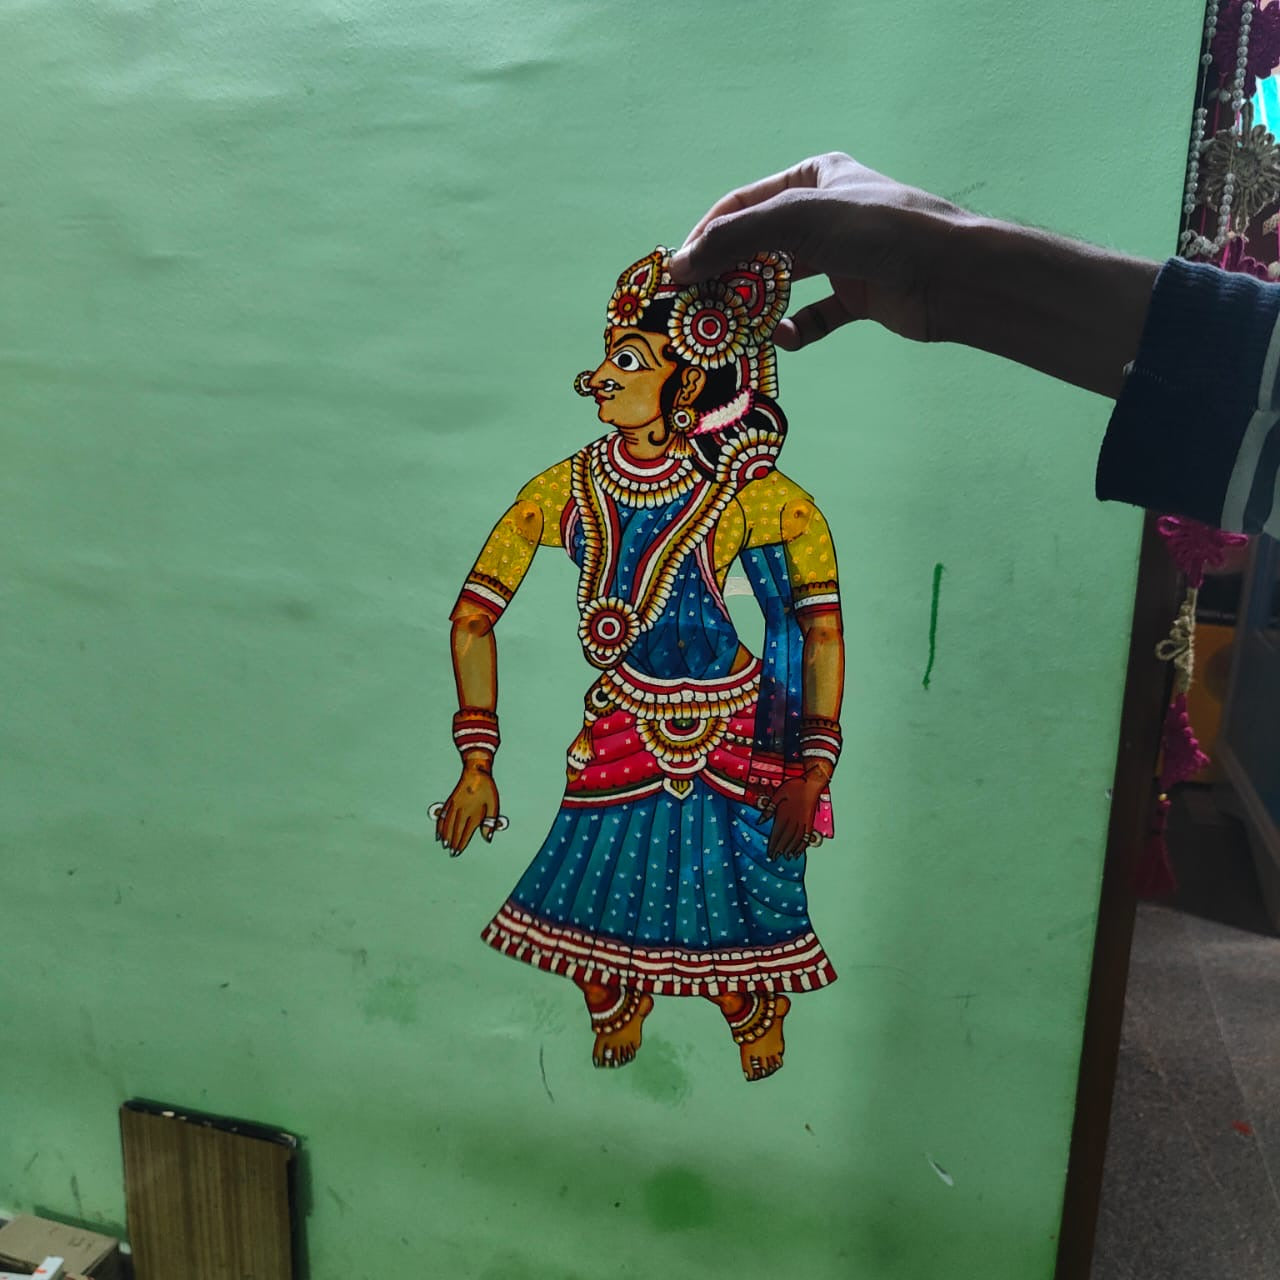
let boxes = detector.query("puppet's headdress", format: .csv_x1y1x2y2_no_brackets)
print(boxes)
606,246,791,413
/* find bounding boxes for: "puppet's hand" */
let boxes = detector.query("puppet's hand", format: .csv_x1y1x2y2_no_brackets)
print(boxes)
670,151,966,351
765,773,827,861
436,765,500,856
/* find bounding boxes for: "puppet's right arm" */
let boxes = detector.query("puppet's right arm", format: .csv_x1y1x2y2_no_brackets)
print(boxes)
437,460,572,853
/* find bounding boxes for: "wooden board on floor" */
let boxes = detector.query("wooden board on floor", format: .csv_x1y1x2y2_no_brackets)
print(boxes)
119,1101,298,1280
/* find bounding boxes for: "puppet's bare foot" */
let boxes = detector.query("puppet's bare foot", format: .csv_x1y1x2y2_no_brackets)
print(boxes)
711,992,791,1081
586,988,654,1069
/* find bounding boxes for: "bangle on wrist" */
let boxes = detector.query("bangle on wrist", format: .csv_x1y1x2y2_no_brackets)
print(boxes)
453,708,499,761
799,716,841,772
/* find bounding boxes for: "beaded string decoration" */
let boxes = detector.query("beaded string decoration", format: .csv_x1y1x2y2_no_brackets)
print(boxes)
1135,517,1248,898
1182,0,1280,268
1145,1,1273,893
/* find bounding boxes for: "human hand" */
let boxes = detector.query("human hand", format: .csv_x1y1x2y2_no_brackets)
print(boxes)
764,772,827,860
669,152,972,351
436,764,500,855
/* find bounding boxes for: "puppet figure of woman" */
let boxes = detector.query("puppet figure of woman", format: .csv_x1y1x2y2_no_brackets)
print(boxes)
436,248,845,1082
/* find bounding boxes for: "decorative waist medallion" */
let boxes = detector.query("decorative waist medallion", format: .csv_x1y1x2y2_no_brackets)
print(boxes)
636,713,730,778
578,597,642,669
567,660,763,796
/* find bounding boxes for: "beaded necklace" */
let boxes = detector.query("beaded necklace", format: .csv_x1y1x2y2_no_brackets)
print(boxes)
588,434,700,508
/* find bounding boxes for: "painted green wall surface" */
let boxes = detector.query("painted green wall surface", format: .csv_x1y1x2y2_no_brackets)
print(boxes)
2,4,1200,1277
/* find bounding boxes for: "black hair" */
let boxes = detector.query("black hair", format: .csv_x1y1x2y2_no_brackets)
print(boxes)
633,297,788,475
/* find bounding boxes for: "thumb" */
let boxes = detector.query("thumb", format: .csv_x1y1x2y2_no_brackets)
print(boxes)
775,292,863,351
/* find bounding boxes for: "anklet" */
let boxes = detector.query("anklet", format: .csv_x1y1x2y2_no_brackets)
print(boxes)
725,992,779,1045
589,989,645,1037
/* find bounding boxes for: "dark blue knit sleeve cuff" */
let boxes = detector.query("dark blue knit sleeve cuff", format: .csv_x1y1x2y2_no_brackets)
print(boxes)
1096,257,1280,535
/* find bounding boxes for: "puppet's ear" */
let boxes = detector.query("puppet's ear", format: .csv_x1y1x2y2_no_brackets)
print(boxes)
674,364,706,407
720,250,791,345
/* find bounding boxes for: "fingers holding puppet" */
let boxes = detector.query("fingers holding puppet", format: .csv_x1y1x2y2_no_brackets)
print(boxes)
670,150,964,349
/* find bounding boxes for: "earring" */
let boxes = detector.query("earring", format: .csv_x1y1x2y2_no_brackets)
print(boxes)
666,405,697,457
573,371,594,397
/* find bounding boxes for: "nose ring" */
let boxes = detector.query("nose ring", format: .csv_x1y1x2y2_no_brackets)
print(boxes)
573,371,594,397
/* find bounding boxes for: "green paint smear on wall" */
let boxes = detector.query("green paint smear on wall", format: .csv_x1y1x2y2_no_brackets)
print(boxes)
0,3,1199,1277
924,562,945,691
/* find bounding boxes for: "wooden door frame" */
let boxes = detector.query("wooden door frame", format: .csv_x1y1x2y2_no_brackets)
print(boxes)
1054,514,1183,1278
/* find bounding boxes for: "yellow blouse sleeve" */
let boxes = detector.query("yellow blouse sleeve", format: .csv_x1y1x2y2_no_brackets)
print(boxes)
737,470,841,619
454,457,573,619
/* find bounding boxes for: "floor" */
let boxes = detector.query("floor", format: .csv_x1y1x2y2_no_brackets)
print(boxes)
1092,785,1280,1279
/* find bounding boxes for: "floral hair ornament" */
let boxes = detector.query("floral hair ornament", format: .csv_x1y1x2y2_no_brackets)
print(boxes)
585,246,792,435
606,249,667,328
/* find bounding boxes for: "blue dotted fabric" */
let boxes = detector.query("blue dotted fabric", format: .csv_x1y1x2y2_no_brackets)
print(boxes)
570,501,740,680
740,543,805,762
509,780,813,949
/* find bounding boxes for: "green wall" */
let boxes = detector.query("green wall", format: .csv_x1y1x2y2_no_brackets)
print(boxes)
1,3,1199,1277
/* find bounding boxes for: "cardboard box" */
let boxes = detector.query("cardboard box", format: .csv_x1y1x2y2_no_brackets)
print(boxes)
0,1216,121,1279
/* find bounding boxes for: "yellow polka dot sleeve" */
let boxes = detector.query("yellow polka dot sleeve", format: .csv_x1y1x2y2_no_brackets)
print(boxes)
454,458,573,618
737,471,841,619
782,496,840,620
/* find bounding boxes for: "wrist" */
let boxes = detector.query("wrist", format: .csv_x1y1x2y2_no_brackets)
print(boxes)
895,192,983,269
932,214,1026,341
798,715,841,777
939,216,1159,394
801,760,834,786
453,708,499,767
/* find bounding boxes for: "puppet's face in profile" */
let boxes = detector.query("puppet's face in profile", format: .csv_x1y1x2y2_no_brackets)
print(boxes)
580,247,785,437
586,327,676,429
588,327,703,431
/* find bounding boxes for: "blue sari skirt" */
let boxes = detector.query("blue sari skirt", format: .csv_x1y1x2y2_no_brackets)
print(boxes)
481,701,836,996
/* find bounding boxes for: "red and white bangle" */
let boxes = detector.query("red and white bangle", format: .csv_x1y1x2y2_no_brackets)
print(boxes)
799,716,842,771
453,708,499,761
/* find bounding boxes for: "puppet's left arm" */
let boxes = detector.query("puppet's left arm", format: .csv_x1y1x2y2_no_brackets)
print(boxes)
738,474,846,858
781,493,845,735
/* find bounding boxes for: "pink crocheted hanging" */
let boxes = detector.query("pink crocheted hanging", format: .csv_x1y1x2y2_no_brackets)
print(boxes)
1160,691,1212,787
1154,514,1247,588
1135,517,1248,898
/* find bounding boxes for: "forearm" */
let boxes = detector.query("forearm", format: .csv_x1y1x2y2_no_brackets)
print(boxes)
450,610,497,711
940,217,1160,398
791,616,843,789
799,617,844,723
449,610,498,773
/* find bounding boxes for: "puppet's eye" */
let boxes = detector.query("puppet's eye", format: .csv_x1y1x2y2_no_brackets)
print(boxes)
611,348,644,373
